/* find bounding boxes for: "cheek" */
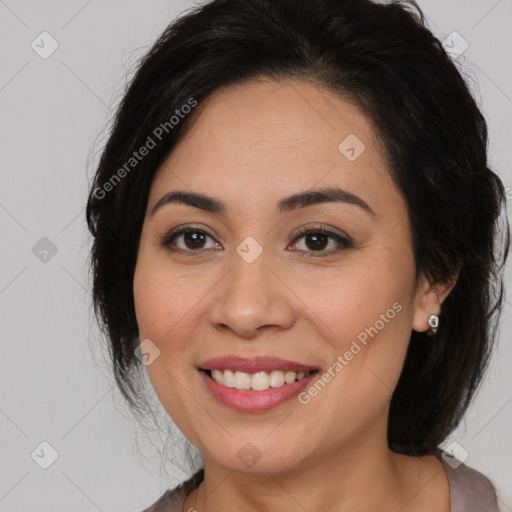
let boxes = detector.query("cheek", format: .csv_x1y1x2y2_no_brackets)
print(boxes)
133,249,204,388
294,251,414,402
133,264,168,342
133,248,198,344
134,257,200,436
292,261,410,347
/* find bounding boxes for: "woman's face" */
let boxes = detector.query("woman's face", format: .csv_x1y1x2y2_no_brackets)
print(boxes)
133,78,439,474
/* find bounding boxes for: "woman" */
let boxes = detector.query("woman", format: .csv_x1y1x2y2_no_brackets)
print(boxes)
86,0,509,510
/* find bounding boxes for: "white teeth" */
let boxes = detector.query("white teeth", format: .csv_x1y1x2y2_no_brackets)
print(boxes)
269,370,284,387
234,371,251,389
251,372,270,391
209,369,314,390
284,371,296,384
223,369,235,387
212,369,224,385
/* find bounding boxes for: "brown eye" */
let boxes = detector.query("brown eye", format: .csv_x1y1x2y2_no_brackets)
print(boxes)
291,226,353,256
182,230,207,249
302,232,329,251
162,228,220,252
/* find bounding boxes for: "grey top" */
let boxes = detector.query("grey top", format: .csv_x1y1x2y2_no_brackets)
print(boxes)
141,455,499,512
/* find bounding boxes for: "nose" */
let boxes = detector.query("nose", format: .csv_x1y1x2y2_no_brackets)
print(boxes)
207,249,296,338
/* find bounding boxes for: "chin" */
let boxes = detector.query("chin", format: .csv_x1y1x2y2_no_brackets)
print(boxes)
200,435,311,476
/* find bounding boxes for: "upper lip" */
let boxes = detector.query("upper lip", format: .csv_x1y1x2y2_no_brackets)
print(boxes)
197,356,319,374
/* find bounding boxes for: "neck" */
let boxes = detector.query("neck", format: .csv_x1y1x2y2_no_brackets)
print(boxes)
183,437,443,512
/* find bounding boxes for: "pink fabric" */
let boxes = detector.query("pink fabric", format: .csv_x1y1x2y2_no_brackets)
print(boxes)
142,459,500,512
439,457,500,512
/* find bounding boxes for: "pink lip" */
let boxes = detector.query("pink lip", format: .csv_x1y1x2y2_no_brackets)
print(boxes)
197,355,318,374
199,370,317,412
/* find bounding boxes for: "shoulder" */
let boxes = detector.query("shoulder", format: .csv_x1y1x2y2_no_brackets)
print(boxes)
140,469,204,512
440,456,500,511
140,488,185,512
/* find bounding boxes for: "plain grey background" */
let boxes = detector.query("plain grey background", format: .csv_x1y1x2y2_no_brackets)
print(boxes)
0,0,511,510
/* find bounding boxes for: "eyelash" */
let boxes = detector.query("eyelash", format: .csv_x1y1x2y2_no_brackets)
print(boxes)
161,224,353,258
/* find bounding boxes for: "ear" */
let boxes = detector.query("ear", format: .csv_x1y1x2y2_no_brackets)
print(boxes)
412,271,459,334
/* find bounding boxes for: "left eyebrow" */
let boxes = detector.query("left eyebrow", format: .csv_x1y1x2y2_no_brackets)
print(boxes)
276,186,376,216
150,186,376,217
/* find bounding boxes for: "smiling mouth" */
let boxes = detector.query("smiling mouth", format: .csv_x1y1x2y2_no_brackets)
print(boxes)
203,369,319,391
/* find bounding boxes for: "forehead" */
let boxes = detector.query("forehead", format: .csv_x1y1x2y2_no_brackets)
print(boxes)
149,78,402,220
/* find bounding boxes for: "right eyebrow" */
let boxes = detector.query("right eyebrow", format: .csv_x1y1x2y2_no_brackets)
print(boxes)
151,191,225,217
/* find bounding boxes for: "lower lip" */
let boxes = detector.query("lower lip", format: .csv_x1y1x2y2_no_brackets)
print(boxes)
199,370,317,412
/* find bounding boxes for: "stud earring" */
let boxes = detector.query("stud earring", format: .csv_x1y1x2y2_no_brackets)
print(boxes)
428,314,439,335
